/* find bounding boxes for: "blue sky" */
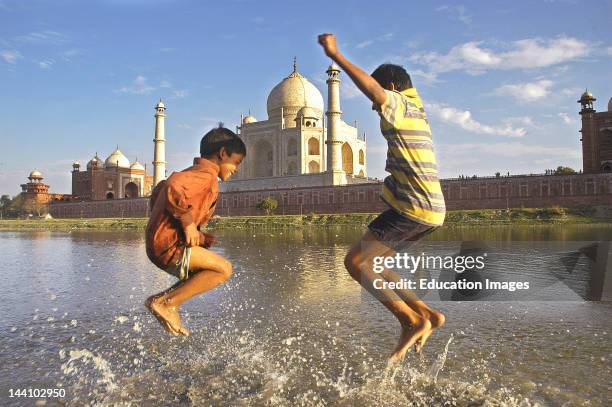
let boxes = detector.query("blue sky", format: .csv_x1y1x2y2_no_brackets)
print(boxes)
1,0,611,195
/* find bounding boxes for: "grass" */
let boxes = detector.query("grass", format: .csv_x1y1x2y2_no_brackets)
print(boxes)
0,206,608,231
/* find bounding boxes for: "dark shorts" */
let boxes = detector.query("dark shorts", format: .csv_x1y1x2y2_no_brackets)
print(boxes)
368,208,438,251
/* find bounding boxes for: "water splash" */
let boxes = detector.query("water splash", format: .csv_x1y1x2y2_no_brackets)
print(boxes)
426,333,453,382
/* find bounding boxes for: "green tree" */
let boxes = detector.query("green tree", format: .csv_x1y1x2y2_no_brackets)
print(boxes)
555,166,576,175
256,196,278,215
0,194,11,219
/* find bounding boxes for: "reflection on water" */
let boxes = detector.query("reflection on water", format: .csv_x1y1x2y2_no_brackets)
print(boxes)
0,225,611,406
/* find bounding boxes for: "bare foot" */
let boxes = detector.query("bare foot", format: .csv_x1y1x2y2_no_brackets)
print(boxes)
414,310,445,353
145,295,189,336
389,319,432,364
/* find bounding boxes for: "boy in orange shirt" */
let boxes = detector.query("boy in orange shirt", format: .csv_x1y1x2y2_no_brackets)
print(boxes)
145,126,245,336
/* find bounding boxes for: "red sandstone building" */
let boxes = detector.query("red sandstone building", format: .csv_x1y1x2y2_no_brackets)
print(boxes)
71,148,154,201
19,170,71,215
579,90,612,174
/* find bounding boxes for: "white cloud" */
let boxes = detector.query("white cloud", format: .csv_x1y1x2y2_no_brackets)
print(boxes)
176,123,192,130
355,33,393,49
436,5,472,24
504,116,536,127
171,89,189,98
495,79,553,102
558,112,576,125
340,81,362,99
356,40,374,49
438,141,579,159
1,49,22,63
607,46,612,55
410,36,591,76
427,102,526,137
116,75,156,95
14,30,66,44
37,59,55,69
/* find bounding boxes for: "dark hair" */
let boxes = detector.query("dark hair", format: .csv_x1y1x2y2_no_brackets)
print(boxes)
371,64,412,91
200,126,246,158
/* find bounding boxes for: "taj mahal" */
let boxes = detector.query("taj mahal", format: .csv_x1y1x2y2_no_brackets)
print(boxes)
223,59,371,192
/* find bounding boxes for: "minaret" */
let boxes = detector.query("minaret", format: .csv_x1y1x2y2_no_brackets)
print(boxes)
578,90,597,174
153,99,167,186
325,62,343,180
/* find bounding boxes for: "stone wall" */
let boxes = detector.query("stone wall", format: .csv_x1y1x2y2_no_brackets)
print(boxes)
50,172,612,218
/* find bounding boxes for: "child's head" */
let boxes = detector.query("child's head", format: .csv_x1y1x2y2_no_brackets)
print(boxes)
200,126,246,181
371,64,412,91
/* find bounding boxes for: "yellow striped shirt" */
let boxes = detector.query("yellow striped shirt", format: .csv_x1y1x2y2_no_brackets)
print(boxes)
378,88,446,226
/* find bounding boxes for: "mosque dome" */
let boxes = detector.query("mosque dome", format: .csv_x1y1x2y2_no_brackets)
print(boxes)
130,160,145,171
28,170,43,180
87,154,102,169
104,147,130,169
156,99,165,109
266,60,324,120
243,114,257,124
579,89,595,102
328,62,340,71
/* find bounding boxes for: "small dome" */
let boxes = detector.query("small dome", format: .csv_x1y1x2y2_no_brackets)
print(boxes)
28,170,43,180
266,61,324,119
156,99,165,108
243,114,257,124
72,161,80,166
579,89,595,101
104,147,131,169
87,154,102,169
297,106,321,118
327,62,340,72
130,160,145,171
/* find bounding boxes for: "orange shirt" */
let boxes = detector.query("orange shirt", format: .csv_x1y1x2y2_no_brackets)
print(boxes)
146,158,219,270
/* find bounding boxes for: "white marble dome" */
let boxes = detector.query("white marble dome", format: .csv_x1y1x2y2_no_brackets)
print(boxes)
104,148,130,168
266,65,324,119
130,160,145,171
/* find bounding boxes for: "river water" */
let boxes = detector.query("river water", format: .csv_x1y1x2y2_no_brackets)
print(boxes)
0,225,611,406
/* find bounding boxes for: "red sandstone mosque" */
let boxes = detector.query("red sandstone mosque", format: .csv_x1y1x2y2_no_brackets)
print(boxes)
18,62,612,217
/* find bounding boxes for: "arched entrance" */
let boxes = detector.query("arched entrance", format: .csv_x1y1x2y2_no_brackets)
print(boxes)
254,140,274,177
106,192,114,199
308,137,319,155
287,138,297,156
125,182,139,198
342,143,353,174
308,160,320,173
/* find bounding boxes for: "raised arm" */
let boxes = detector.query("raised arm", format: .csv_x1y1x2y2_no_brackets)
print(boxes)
318,33,387,106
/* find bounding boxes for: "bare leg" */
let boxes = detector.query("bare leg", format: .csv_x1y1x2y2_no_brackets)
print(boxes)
380,269,445,352
344,231,431,363
146,246,233,336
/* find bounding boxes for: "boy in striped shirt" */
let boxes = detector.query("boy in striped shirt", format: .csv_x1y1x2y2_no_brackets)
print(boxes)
318,33,446,363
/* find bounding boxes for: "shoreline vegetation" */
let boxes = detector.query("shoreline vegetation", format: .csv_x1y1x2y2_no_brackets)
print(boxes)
0,206,610,231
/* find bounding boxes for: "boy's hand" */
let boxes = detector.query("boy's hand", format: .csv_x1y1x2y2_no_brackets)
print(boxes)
318,33,339,58
184,223,200,247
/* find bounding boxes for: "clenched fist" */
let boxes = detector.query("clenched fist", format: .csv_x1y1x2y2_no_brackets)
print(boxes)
318,33,339,58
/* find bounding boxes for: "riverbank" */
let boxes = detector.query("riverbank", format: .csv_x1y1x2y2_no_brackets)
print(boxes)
0,206,608,231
